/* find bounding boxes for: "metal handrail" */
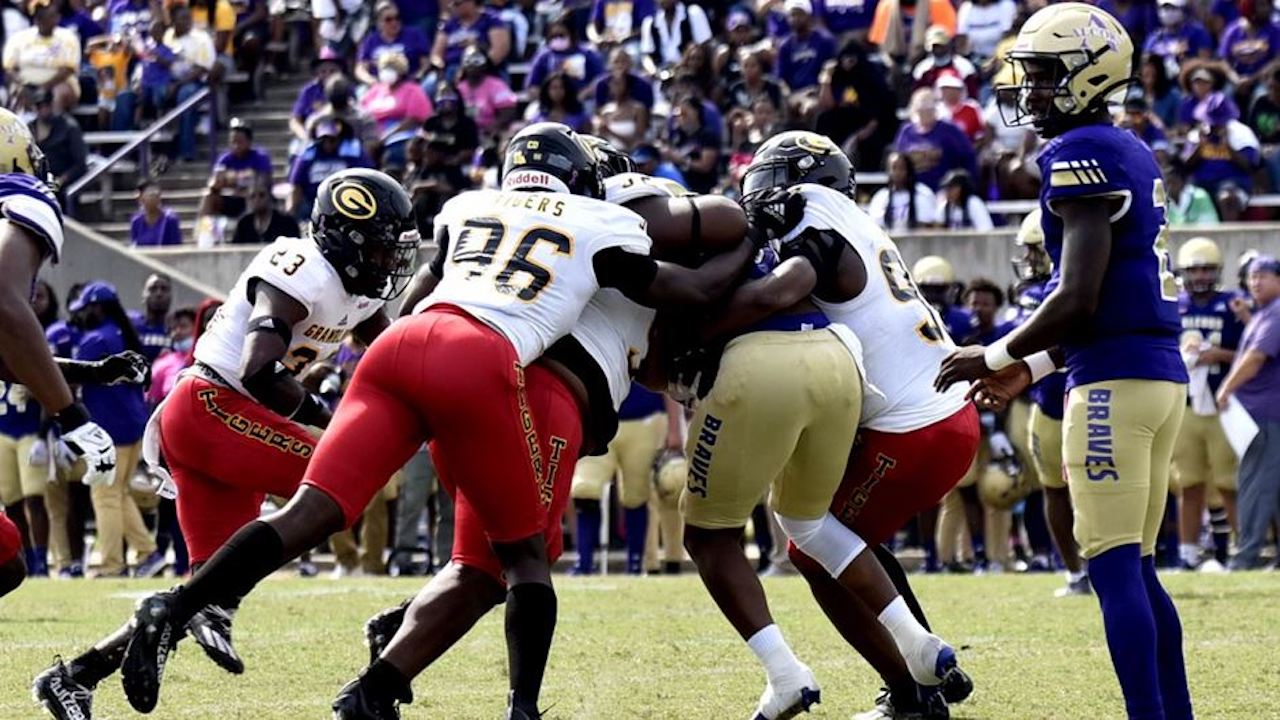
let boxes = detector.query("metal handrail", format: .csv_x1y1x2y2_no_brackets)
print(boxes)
65,84,212,199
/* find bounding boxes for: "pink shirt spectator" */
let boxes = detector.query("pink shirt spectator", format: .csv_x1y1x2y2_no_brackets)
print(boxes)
146,349,193,405
359,81,433,129
458,75,518,132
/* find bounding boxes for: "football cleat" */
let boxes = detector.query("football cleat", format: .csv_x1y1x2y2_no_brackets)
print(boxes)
751,666,821,720
332,676,410,720
505,691,544,719
187,604,244,674
853,686,949,720
940,665,974,705
1054,574,1092,598
364,600,410,665
32,658,94,720
121,590,184,713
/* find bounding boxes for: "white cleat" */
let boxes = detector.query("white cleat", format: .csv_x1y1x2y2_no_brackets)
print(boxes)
751,666,821,720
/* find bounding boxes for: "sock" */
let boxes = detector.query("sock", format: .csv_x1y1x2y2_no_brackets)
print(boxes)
746,624,807,685
29,545,47,575
1209,507,1230,564
1068,568,1087,584
971,534,987,566
358,658,413,703
922,538,939,572
506,582,557,712
1142,555,1193,720
623,505,648,573
1088,544,1164,720
68,645,125,689
175,521,285,627
1177,543,1199,567
877,596,944,686
573,499,600,573
874,544,931,632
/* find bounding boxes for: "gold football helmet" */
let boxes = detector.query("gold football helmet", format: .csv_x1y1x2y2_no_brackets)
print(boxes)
1011,209,1052,282
997,3,1134,137
912,255,955,286
0,107,50,180
1176,237,1222,293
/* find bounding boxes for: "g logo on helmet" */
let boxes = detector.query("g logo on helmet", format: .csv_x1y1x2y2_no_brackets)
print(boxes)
331,181,378,220
794,133,834,155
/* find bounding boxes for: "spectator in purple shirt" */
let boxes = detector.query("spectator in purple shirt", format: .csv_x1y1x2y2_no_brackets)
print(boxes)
106,0,151,40
526,15,605,99
1216,256,1280,570
591,48,655,110
1144,0,1213,77
59,3,104,55
358,1,433,86
1097,0,1158,50
892,87,977,190
202,117,274,219
1219,0,1280,98
1183,92,1261,193
289,47,343,153
532,72,591,132
130,181,183,247
430,0,511,80
589,0,656,45
776,0,835,91
289,120,374,220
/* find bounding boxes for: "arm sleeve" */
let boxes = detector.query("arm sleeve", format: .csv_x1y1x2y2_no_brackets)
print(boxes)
1252,315,1280,358
592,246,658,296
638,17,654,54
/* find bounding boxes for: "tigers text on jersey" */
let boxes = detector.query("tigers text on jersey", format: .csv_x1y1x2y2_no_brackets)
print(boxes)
194,236,384,396
563,172,682,409
782,184,968,432
1038,124,1187,389
429,188,652,367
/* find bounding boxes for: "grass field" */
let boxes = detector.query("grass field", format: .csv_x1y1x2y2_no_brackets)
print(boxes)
1,571,1278,719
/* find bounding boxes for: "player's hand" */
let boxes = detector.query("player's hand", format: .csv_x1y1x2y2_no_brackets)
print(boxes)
666,347,719,405
96,351,151,386
934,345,993,391
742,187,806,241
51,404,116,486
964,362,1032,412
1216,388,1231,412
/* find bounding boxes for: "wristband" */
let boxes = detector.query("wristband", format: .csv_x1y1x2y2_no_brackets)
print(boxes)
290,392,328,427
1023,351,1057,383
983,338,1018,372
52,402,90,432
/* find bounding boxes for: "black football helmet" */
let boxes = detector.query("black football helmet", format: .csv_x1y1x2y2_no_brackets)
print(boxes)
312,168,419,301
501,122,605,198
740,131,854,202
581,134,635,178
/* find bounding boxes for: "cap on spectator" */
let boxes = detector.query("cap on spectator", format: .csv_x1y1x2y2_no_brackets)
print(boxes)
940,168,972,188
311,45,342,69
1250,255,1280,275
69,281,119,312
934,73,964,91
1194,92,1239,126
925,25,952,48
784,0,812,15
315,120,340,138
229,116,253,137
631,144,660,164
727,8,754,30
1190,67,1214,84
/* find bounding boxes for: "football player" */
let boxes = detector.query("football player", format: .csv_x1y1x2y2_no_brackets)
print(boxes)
1171,237,1241,570
118,124,755,720
694,131,979,719
913,256,978,345
34,168,416,720
0,109,146,601
937,6,1193,718
1010,210,1090,596
349,136,752,720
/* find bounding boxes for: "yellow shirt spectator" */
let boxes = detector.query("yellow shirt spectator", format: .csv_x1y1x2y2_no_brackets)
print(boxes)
187,0,237,55
163,25,217,77
2,26,80,89
88,44,131,97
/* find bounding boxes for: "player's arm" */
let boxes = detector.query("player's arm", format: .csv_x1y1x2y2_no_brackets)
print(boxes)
398,229,449,318
699,257,817,339
0,221,74,413
936,198,1111,389
1215,348,1268,409
239,281,331,428
593,238,755,308
352,308,391,346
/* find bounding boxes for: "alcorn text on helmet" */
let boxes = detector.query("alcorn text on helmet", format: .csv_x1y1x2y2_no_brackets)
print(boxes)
997,3,1134,137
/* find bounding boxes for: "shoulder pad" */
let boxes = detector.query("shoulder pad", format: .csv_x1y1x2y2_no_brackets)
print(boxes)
0,174,63,262
245,237,334,312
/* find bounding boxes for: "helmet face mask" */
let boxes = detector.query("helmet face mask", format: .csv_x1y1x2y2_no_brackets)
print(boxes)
1011,243,1052,282
312,168,419,301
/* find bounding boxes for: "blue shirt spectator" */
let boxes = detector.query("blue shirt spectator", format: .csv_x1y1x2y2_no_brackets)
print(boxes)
70,283,148,445
591,0,656,43
289,125,374,219
1144,2,1213,72
526,19,605,92
107,0,151,39
435,0,508,75
776,0,836,91
360,4,433,82
893,91,978,190
1219,7,1280,80
1184,93,1262,192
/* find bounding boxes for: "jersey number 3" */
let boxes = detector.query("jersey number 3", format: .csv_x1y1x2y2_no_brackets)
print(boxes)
452,218,573,302
879,248,948,344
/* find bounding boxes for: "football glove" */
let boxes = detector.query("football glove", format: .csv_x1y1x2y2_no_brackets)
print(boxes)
51,403,116,486
97,350,151,386
666,346,720,404
743,187,807,242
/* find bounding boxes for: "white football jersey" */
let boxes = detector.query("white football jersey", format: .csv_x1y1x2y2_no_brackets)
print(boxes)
785,184,968,432
428,189,651,366
564,173,681,408
195,236,384,396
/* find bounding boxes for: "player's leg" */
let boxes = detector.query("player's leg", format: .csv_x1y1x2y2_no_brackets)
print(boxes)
615,414,664,574
1066,380,1174,720
1171,411,1210,569
1206,419,1240,566
1030,404,1088,594
1140,388,1192,720
567,449,615,575
13,434,49,575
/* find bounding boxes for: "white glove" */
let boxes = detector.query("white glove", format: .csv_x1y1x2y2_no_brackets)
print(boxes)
51,404,117,487
989,430,1016,460
27,436,48,467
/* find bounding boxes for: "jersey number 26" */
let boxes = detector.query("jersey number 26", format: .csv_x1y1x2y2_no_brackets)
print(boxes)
451,218,574,302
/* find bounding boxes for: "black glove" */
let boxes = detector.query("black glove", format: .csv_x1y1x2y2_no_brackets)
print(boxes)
96,351,151,387
666,345,721,404
743,187,807,241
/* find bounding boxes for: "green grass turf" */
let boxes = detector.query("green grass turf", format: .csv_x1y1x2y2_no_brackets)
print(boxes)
1,571,1278,719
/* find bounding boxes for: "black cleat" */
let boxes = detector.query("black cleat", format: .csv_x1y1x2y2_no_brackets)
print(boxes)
940,665,973,705
505,691,544,719
32,658,94,720
332,675,411,720
187,604,244,674
854,686,949,719
364,600,410,665
121,590,183,713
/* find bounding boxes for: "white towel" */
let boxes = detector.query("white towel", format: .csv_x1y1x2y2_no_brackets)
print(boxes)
1187,364,1217,416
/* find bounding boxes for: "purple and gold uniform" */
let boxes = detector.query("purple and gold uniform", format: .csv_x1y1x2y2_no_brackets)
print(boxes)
1039,123,1189,558
1172,290,1244,493
1011,282,1068,491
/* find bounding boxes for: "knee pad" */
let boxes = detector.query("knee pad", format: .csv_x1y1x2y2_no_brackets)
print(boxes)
775,512,867,577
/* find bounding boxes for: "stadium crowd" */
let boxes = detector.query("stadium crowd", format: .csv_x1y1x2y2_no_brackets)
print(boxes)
2,0,1280,585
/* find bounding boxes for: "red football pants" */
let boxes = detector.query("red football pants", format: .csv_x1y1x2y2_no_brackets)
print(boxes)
790,403,980,569
159,376,316,564
0,512,20,565
304,306,576,548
